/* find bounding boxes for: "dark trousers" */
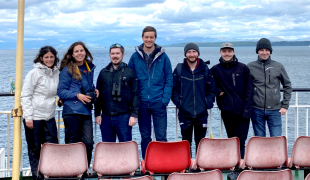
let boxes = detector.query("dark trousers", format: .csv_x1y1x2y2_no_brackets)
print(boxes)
63,114,94,166
138,101,167,159
179,116,208,157
221,110,250,159
23,118,58,180
100,113,132,142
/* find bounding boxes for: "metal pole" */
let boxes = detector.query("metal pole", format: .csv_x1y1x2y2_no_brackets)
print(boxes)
295,92,299,140
57,111,60,143
175,108,178,141
306,107,309,136
12,0,24,179
6,114,10,175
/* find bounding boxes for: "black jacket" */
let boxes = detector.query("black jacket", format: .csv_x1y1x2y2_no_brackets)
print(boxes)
211,56,253,119
171,58,216,118
95,62,140,117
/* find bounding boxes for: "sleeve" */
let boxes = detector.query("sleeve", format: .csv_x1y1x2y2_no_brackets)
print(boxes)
171,67,181,107
94,70,103,117
242,66,253,119
161,54,173,106
57,68,79,100
280,65,292,109
20,70,38,122
205,68,216,109
210,66,224,95
128,54,135,70
130,69,140,118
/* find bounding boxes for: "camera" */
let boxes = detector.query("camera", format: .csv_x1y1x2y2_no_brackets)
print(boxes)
81,87,97,109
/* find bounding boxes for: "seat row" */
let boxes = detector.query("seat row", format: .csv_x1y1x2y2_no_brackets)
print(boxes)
37,136,310,179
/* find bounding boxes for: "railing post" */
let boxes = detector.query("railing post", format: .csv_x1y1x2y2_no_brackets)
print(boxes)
175,107,178,141
209,109,212,138
6,114,10,177
295,92,299,140
306,107,309,136
57,111,60,143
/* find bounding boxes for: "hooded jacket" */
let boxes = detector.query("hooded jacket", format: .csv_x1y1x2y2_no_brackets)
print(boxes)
171,58,216,118
247,57,292,110
211,56,253,119
94,62,140,118
128,44,173,106
21,63,59,121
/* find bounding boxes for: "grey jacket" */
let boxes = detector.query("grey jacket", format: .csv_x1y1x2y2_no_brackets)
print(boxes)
247,57,292,110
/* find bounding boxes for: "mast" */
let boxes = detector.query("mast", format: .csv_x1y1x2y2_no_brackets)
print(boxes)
11,0,25,179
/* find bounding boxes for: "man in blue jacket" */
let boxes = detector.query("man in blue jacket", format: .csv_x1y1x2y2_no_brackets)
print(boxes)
128,26,173,159
171,43,216,156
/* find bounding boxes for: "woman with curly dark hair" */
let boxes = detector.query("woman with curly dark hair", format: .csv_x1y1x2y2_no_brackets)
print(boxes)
57,41,98,167
21,46,60,180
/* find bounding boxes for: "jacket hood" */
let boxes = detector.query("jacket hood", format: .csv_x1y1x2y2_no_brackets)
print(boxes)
219,55,238,68
34,63,59,77
182,58,207,73
135,43,165,60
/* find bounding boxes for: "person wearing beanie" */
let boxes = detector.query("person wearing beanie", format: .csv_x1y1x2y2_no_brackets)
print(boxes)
171,42,216,156
211,42,253,180
247,38,292,137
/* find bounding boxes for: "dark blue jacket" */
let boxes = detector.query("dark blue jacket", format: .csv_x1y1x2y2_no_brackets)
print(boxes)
128,44,173,106
57,63,96,116
211,56,253,119
171,59,216,118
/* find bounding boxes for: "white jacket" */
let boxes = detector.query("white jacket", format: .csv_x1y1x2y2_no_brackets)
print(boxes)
21,63,59,122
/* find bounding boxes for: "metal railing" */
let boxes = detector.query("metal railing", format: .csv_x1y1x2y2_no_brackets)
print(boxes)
0,88,309,177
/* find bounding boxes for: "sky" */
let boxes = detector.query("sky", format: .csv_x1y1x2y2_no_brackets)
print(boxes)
1,0,310,49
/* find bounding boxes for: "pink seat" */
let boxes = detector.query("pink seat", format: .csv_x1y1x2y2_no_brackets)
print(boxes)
38,142,88,178
142,141,191,174
195,137,241,170
305,173,310,180
243,136,288,169
288,136,310,168
237,169,293,180
167,169,223,180
92,141,140,176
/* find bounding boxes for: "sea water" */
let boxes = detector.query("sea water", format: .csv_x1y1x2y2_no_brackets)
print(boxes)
0,46,309,169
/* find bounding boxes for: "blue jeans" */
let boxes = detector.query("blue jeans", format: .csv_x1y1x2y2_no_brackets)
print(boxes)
100,113,132,142
139,101,167,159
251,108,282,137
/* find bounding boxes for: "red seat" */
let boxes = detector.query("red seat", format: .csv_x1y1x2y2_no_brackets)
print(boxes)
242,136,288,169
92,141,140,176
167,169,223,180
288,136,310,168
195,137,241,170
38,142,88,178
305,173,310,180
237,169,293,180
142,141,191,174
131,176,153,180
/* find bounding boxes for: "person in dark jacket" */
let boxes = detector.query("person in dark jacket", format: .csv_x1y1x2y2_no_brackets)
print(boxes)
128,26,173,159
95,43,140,142
211,42,253,160
171,43,216,156
247,38,292,137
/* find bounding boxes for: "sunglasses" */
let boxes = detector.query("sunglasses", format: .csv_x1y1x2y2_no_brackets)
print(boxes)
110,43,123,49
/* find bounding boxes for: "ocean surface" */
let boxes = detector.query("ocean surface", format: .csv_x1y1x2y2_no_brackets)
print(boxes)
0,46,309,170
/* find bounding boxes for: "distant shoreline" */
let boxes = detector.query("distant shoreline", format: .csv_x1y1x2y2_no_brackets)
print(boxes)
164,41,310,47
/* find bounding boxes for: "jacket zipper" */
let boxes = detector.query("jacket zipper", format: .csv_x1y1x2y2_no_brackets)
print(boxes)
269,70,270,83
264,63,266,110
232,73,236,86
193,72,196,117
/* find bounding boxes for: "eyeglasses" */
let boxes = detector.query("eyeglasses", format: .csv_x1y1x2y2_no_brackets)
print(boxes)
110,43,123,49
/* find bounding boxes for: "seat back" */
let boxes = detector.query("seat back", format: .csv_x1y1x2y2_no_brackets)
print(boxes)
305,173,310,180
289,136,310,168
144,141,191,173
244,136,288,169
195,137,240,170
92,141,140,175
167,169,223,180
237,169,293,180
38,142,88,177
131,176,153,180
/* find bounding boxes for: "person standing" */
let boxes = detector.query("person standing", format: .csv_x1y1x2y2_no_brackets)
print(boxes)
248,38,292,137
57,41,98,167
95,43,140,142
171,43,216,156
211,42,253,159
128,26,173,159
21,46,59,180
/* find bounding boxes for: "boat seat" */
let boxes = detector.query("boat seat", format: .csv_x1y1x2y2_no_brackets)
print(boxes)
242,136,289,169
142,140,191,174
167,169,223,180
288,136,310,168
237,169,293,180
305,173,310,180
38,142,88,179
92,141,140,176
194,137,241,171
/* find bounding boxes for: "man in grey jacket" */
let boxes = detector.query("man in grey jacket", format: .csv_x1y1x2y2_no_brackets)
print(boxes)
247,38,292,137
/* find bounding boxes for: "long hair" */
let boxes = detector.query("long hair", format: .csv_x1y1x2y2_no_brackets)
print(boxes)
33,46,59,68
60,41,93,80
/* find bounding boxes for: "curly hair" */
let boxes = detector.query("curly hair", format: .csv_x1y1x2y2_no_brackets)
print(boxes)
33,46,59,68
59,41,93,80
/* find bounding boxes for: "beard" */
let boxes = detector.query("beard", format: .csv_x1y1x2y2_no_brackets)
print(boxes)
186,56,198,63
111,58,122,66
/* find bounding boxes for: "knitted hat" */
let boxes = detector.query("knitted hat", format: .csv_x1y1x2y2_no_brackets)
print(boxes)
184,43,200,56
256,38,272,54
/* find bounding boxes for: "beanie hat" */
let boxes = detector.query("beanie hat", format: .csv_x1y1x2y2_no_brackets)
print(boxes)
256,38,272,54
184,43,200,57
